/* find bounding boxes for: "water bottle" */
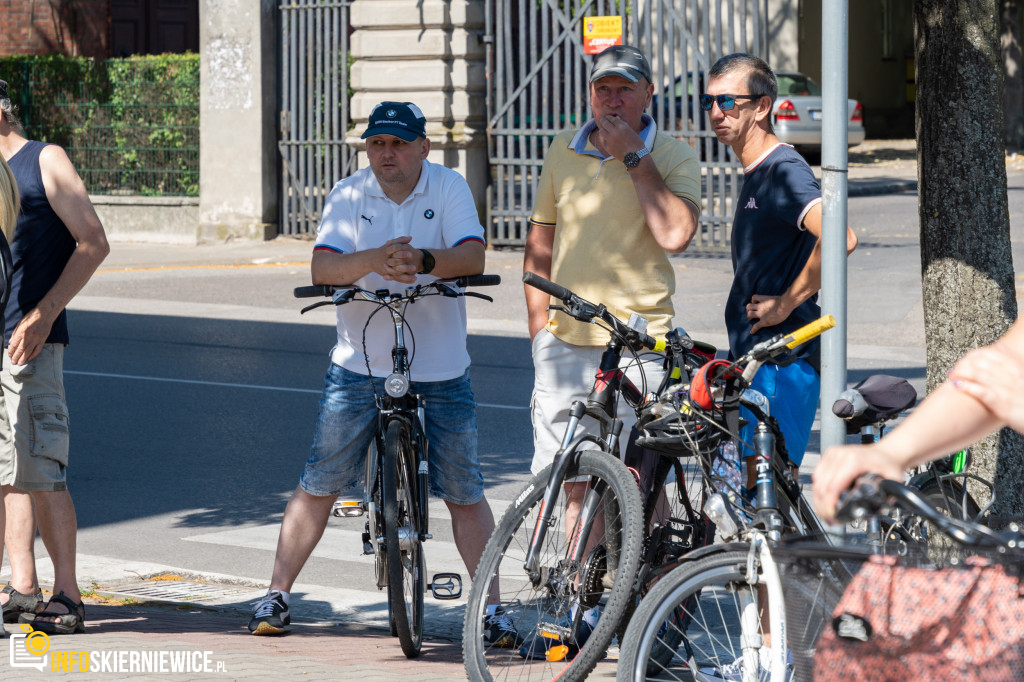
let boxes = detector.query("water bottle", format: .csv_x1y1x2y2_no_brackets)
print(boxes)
711,439,742,495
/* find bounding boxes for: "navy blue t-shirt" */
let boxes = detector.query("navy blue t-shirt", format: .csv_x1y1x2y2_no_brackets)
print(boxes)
5,141,76,345
726,144,822,372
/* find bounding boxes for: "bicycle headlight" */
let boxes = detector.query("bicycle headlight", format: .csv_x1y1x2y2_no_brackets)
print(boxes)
385,373,410,398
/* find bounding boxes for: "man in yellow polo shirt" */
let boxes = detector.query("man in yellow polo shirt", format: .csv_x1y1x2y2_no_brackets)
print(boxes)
519,44,700,659
525,44,700,472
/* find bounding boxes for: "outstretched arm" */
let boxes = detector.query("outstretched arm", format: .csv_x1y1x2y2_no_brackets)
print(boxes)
814,317,1024,522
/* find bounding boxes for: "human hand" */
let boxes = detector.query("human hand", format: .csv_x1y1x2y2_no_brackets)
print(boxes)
8,308,54,366
812,443,905,523
948,342,1024,432
594,114,645,161
377,235,417,283
746,295,790,334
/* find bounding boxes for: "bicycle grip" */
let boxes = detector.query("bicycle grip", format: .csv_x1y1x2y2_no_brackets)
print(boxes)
294,285,335,298
522,272,572,301
459,274,502,287
782,314,836,350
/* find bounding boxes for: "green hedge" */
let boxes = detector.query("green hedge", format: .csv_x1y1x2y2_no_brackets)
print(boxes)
0,54,199,196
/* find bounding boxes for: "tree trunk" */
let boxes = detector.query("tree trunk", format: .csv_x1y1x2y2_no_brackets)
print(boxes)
915,0,1024,524
1003,0,1024,151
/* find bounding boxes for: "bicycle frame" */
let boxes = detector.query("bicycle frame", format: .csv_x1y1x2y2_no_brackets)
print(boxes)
524,334,649,582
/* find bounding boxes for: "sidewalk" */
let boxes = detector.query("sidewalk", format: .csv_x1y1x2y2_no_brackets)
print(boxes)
0,138,943,682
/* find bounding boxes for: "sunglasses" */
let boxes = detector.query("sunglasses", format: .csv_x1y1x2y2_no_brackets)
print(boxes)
699,93,763,112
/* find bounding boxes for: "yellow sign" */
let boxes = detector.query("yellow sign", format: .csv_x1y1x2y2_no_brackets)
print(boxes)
583,16,622,55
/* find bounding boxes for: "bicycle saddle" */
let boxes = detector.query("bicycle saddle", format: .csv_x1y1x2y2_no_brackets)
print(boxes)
833,374,917,433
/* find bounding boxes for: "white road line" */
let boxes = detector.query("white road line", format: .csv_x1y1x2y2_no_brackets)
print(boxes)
64,370,528,409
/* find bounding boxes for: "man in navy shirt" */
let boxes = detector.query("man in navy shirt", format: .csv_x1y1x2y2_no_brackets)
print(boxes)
705,53,857,477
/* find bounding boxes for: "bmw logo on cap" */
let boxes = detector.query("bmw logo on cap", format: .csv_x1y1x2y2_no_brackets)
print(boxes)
424,209,435,219
386,109,397,118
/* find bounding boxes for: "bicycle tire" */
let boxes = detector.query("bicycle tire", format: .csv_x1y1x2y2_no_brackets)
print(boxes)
462,449,643,682
383,418,425,658
617,548,787,682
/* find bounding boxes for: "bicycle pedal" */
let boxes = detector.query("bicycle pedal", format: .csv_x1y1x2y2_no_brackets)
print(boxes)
361,531,374,555
332,500,365,517
537,621,571,640
429,572,462,600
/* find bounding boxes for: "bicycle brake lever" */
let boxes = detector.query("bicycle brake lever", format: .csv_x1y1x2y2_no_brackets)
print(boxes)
435,282,460,297
300,300,336,315
464,292,493,302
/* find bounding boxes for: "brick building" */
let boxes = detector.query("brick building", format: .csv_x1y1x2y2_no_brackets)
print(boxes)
0,0,198,58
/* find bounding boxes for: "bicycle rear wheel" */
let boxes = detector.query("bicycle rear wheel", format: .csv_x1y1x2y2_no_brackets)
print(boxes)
917,477,982,564
620,456,714,674
617,547,787,682
383,418,425,658
463,449,643,682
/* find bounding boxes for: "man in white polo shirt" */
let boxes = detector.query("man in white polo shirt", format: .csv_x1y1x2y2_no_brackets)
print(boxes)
248,102,512,646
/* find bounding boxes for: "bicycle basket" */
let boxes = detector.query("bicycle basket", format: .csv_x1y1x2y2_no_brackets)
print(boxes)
774,536,1024,682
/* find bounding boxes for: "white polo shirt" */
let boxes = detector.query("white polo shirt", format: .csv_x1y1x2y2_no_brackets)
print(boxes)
314,160,485,381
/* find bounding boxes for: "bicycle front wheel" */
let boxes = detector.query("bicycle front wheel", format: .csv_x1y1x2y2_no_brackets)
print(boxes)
463,449,643,682
618,547,788,682
383,418,425,658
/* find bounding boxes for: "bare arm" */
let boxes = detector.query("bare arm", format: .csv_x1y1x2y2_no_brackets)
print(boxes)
312,237,484,286
524,221,555,340
747,203,858,334
595,114,698,253
9,145,110,366
813,317,1024,522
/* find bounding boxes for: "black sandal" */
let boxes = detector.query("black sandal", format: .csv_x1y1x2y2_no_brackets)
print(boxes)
18,591,85,635
2,585,43,624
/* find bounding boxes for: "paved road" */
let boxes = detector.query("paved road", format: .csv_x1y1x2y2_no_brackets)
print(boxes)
1,162,1023,680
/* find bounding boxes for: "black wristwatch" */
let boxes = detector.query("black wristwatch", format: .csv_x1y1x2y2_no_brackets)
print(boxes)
623,146,650,170
419,248,435,274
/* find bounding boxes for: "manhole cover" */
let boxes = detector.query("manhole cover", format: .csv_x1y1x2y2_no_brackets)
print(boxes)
100,580,259,603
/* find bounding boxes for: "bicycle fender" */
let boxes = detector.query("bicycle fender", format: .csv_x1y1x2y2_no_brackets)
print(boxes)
674,541,752,564
906,470,936,491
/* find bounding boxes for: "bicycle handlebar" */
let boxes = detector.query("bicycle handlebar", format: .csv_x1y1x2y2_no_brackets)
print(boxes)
522,271,572,302
522,272,665,352
836,474,1017,551
294,274,502,300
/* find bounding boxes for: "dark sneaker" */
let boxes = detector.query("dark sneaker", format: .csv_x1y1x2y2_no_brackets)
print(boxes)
483,607,521,649
248,590,290,636
519,617,593,661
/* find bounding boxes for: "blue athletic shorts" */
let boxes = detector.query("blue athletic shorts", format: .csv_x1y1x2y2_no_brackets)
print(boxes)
300,363,484,505
737,359,820,466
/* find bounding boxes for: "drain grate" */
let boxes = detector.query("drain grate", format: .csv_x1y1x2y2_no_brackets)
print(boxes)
99,580,261,604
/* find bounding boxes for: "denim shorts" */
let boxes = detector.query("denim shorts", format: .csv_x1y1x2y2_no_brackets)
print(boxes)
300,363,484,506
738,359,820,466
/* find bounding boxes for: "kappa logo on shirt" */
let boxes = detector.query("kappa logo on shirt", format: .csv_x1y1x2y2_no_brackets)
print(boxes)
744,196,759,210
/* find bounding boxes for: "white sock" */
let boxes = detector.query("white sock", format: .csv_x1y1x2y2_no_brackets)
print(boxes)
484,604,498,617
270,589,290,606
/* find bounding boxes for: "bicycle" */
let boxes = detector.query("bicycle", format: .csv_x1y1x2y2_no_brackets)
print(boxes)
294,274,500,658
832,374,990,560
617,314,837,682
777,475,1024,681
463,272,715,682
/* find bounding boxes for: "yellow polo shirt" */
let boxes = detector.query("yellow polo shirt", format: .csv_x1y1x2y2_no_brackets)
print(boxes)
530,118,701,346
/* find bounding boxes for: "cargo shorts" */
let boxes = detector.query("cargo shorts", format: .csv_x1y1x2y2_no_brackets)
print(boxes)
0,344,71,492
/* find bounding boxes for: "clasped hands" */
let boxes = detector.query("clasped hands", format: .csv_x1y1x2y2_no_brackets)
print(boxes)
377,235,421,284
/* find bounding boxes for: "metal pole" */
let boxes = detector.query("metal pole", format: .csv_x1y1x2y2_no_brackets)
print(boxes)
820,0,849,456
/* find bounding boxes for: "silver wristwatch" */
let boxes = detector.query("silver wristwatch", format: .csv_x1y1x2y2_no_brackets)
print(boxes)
623,146,650,170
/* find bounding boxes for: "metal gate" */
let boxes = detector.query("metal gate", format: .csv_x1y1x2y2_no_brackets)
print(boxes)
485,0,767,250
278,0,354,236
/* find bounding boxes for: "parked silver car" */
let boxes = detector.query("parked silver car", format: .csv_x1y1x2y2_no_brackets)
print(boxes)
773,71,865,155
